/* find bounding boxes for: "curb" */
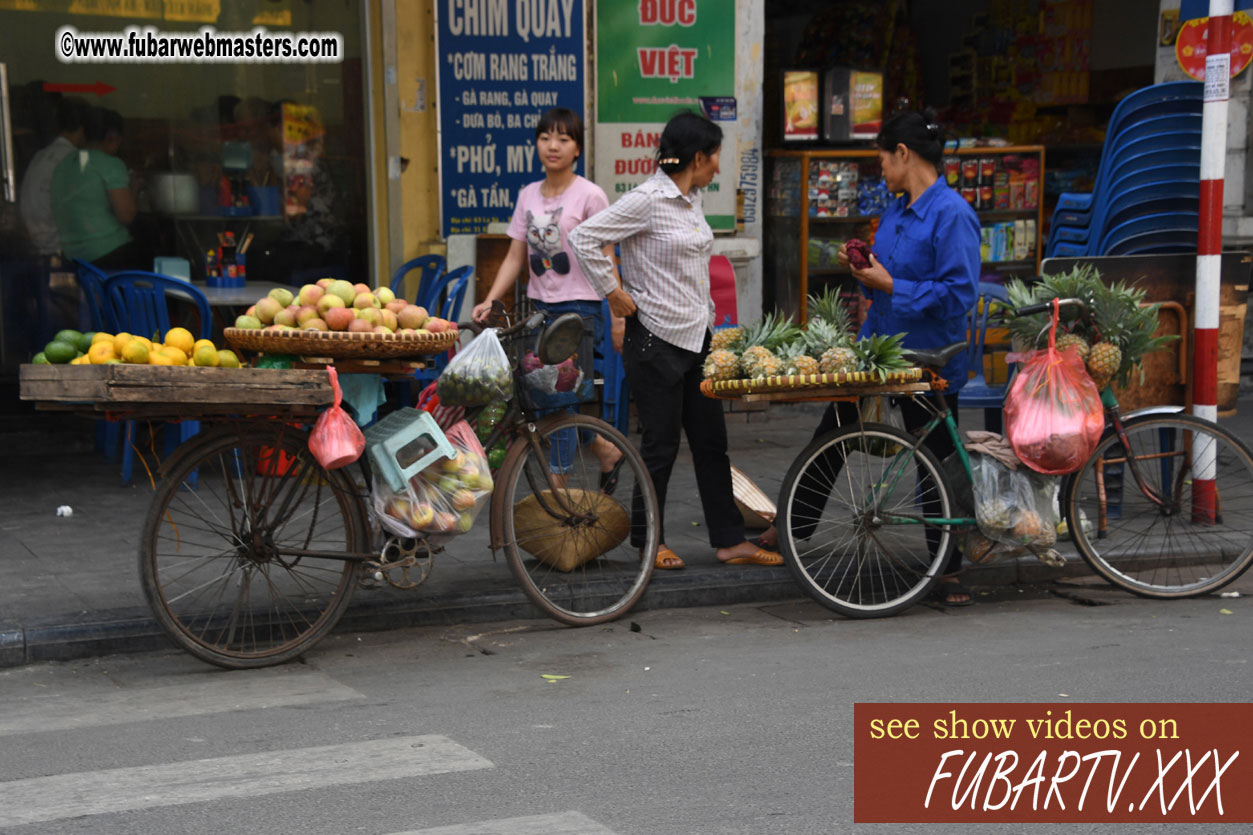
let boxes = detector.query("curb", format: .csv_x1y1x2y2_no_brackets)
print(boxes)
0,553,1094,669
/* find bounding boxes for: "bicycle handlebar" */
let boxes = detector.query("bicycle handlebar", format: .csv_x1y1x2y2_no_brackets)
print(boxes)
1014,297,1089,318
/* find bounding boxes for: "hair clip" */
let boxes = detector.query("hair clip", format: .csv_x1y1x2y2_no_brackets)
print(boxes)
659,156,680,165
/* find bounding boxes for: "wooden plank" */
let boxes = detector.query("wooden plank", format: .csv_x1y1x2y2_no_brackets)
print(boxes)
20,364,334,407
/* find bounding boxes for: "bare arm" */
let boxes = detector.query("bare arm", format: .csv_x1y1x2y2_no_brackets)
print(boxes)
472,237,528,322
108,187,136,226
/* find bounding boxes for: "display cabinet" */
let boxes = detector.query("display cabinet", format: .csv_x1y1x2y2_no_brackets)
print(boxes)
765,145,1046,323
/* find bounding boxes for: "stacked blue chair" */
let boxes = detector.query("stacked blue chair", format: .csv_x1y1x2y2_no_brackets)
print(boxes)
389,254,446,311
962,282,1012,433
103,272,212,486
594,298,630,434
410,264,474,390
75,259,123,460
1046,81,1203,258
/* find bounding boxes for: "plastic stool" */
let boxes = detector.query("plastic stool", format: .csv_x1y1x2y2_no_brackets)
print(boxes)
364,408,457,491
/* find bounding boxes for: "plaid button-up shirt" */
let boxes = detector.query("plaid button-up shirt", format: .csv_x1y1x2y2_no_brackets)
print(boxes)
570,171,715,353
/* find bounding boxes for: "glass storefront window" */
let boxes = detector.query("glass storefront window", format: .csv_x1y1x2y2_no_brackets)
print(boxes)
0,1,369,371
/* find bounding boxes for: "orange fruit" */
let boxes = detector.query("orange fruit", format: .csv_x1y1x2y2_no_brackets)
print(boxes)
88,342,116,364
121,340,150,364
160,346,188,366
163,327,195,355
112,332,134,354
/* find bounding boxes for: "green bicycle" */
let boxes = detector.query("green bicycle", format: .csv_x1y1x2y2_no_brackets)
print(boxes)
776,298,1253,618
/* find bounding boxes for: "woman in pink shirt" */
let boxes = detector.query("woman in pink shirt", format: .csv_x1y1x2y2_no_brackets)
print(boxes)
472,108,625,487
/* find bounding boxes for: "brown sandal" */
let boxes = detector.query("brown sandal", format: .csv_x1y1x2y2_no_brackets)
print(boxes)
655,545,685,570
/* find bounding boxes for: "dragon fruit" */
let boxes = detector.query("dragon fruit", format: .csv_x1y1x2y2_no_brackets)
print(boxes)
845,238,871,270
520,350,543,374
553,357,581,392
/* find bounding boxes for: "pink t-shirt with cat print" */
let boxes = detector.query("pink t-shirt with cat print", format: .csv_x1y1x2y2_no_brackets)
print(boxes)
507,175,609,303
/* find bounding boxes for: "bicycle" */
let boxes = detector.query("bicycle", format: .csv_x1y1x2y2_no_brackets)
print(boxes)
138,307,659,668
775,297,1253,618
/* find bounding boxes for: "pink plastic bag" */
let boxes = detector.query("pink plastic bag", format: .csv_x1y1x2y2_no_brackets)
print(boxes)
309,367,365,469
1004,299,1103,475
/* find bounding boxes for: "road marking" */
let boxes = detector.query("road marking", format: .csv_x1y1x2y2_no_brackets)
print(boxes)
0,670,363,736
389,811,619,834
0,735,492,827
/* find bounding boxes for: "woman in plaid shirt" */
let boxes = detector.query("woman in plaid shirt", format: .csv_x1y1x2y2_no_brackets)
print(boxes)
571,112,783,571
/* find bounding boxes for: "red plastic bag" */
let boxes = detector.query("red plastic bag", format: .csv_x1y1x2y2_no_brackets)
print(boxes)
416,381,466,430
1004,299,1103,475
308,367,365,469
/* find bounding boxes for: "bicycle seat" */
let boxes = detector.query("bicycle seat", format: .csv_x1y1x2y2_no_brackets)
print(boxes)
902,342,967,369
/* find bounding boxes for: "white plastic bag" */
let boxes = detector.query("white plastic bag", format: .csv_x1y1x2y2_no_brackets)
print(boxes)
964,453,1064,566
436,328,513,407
856,395,908,456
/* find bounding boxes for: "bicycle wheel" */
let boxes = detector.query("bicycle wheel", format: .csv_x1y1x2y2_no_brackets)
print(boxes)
777,422,955,617
140,423,367,668
1065,414,1253,598
495,413,658,625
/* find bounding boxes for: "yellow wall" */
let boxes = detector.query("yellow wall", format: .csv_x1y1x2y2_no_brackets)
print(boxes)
396,0,445,261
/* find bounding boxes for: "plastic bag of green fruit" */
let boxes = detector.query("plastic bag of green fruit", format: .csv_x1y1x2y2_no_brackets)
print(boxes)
436,328,512,407
372,420,494,541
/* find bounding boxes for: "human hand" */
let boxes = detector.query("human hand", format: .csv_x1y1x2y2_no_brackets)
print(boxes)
471,299,494,323
608,287,637,318
852,253,893,293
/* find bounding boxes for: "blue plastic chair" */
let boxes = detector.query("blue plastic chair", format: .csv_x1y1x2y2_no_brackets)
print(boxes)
1097,212,1199,256
410,265,474,390
1105,230,1199,256
74,259,115,332
389,255,445,308
103,272,213,486
962,282,1012,433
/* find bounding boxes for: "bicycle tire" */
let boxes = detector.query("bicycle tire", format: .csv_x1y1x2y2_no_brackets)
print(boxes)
495,413,658,625
776,421,955,617
1065,413,1253,598
139,423,366,668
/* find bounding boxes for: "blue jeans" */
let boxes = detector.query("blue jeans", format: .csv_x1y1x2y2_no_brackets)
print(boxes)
531,298,604,474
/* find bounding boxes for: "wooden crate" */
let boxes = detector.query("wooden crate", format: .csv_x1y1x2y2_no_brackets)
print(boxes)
19,364,333,417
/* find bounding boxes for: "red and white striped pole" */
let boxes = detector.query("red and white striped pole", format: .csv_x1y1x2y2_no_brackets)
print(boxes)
1193,0,1232,523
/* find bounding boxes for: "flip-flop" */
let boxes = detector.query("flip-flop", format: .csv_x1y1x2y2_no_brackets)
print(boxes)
655,545,685,570
933,578,975,607
721,548,783,566
599,455,626,496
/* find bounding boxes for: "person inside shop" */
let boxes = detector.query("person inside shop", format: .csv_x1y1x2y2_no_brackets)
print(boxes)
49,106,146,270
569,110,784,571
19,96,88,259
758,107,981,605
471,107,626,488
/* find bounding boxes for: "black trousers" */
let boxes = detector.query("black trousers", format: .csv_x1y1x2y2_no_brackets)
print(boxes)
622,318,743,548
800,393,962,574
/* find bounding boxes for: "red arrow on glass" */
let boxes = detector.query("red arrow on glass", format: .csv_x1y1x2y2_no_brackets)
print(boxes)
42,81,115,97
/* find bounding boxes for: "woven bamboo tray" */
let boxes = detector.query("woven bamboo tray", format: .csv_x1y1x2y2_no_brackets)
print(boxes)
701,369,931,403
224,328,459,359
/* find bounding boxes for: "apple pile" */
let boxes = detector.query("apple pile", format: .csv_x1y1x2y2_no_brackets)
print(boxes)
232,279,458,337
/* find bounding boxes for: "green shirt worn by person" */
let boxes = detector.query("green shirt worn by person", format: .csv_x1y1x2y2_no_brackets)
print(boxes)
50,149,132,262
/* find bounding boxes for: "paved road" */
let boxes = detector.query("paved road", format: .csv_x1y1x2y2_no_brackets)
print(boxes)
0,577,1247,834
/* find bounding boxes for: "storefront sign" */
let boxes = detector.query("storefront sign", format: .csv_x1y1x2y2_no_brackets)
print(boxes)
1175,12,1253,82
435,0,586,238
593,0,736,230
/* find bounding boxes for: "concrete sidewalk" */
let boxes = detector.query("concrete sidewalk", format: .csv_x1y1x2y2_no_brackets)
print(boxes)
0,399,1244,668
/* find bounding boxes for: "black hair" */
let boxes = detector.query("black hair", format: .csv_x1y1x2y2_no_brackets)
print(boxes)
655,110,722,174
535,108,584,153
83,107,123,143
875,107,944,169
56,97,89,134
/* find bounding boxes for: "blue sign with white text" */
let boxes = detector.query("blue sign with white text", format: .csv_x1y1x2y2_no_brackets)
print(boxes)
436,0,586,238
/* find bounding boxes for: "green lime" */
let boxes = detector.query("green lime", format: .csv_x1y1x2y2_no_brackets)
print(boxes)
43,341,78,364
31,352,49,365
53,329,83,347
76,331,96,353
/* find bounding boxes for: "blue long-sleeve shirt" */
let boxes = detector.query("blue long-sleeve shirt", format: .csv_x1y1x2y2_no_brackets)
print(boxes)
861,177,980,391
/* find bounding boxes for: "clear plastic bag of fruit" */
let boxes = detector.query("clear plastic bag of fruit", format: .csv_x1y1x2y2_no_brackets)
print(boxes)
436,328,513,407
966,452,1061,564
372,420,494,541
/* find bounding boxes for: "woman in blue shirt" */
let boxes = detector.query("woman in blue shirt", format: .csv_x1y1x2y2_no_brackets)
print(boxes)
764,109,981,605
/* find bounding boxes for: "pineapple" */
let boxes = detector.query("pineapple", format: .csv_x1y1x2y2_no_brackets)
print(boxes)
738,312,800,380
779,341,820,377
820,343,858,375
802,317,855,375
852,332,913,381
711,326,744,352
1086,341,1122,389
703,348,741,382
1055,331,1091,362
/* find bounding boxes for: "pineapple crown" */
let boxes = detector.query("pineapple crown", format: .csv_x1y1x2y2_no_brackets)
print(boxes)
853,332,912,380
802,317,849,355
807,285,852,338
742,311,802,351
